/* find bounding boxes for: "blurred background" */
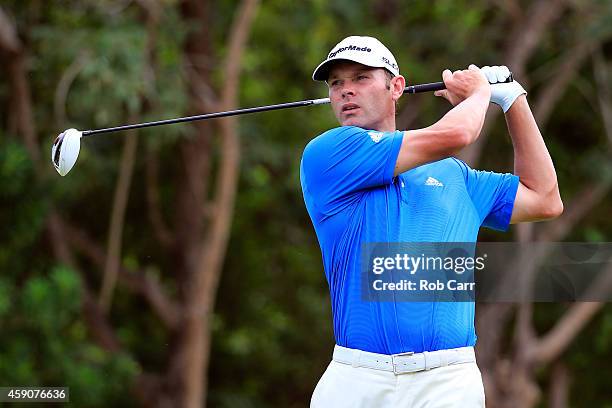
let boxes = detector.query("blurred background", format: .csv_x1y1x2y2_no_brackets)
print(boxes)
1,0,611,406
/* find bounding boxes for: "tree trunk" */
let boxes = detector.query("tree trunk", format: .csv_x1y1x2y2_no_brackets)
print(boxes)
166,1,258,406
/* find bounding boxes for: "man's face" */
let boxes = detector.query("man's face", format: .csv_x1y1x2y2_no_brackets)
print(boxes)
327,61,396,130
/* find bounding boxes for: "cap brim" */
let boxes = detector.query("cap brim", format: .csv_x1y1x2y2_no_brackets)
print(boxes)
312,59,337,81
312,57,397,82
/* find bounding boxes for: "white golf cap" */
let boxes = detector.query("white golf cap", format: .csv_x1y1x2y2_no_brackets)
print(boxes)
312,36,400,81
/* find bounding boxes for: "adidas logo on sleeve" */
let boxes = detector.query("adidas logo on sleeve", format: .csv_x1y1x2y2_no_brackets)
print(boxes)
424,177,444,187
368,131,383,143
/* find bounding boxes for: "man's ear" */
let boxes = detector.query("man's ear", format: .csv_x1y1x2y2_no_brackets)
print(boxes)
391,75,406,101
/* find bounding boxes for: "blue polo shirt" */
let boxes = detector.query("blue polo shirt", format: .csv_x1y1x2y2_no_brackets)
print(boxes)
300,126,519,354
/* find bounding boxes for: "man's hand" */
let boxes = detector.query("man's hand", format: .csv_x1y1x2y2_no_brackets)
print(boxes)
481,65,527,112
434,65,490,106
395,65,493,175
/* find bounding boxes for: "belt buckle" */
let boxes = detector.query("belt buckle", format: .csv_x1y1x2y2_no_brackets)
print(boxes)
391,351,414,374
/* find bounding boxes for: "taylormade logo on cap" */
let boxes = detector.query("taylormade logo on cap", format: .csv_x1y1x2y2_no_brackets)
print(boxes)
312,35,400,81
328,45,372,59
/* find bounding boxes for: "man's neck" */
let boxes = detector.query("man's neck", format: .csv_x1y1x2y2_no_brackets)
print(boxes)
372,118,397,132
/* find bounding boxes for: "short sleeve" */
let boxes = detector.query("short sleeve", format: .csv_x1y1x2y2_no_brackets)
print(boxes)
452,158,520,231
300,126,403,216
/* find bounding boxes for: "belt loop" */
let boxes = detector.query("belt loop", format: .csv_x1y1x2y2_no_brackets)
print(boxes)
352,349,361,368
423,351,430,370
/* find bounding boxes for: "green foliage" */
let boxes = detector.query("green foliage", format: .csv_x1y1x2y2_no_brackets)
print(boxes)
0,266,139,406
0,138,48,272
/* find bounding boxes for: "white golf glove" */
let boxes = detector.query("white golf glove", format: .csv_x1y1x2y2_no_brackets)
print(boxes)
480,65,527,113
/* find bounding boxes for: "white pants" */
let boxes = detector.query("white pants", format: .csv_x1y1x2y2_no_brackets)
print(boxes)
311,358,485,407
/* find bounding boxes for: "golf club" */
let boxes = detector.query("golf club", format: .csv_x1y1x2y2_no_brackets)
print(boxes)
52,73,513,176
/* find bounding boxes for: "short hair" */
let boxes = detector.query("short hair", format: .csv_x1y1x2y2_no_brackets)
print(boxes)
383,70,399,112
384,70,394,90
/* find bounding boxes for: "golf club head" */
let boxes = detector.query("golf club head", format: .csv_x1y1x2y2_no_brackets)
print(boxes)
51,128,82,176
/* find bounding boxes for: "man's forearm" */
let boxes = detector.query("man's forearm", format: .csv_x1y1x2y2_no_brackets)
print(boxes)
432,89,490,145
506,96,560,196
393,69,491,175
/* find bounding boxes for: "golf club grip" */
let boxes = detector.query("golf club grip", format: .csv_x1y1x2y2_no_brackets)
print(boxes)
404,72,513,94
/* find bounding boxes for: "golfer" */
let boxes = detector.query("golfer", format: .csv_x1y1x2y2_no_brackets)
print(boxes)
300,36,563,407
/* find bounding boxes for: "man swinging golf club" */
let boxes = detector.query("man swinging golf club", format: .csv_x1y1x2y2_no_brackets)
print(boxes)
300,36,563,407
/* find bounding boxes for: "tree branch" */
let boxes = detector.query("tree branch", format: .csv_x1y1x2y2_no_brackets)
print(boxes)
190,0,259,315
173,1,260,406
536,181,611,242
2,6,124,354
504,0,568,78
528,48,612,364
135,0,161,100
54,51,91,128
182,61,218,113
514,302,538,358
490,0,522,22
47,212,123,352
536,48,612,242
593,48,612,146
146,149,174,249
60,218,180,329
0,6,20,54
99,124,139,312
549,361,570,408
0,6,39,164
534,40,594,125
528,276,611,365
459,0,568,165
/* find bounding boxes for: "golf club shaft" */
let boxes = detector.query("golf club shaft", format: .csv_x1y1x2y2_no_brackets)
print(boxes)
81,99,329,137
82,75,513,137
